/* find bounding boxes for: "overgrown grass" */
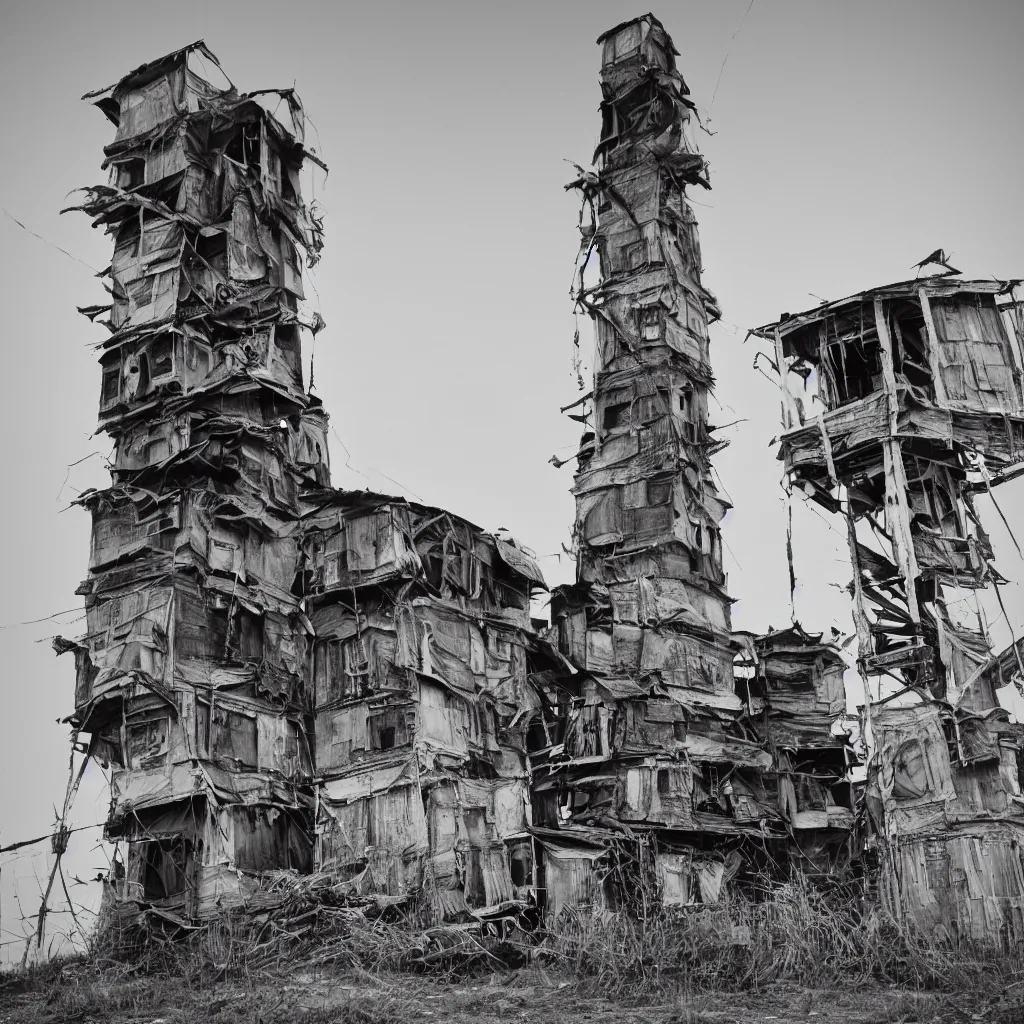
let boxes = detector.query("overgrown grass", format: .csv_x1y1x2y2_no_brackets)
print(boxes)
3,877,1023,1022
541,880,1023,997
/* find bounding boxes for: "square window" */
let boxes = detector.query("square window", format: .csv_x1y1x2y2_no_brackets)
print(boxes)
647,479,672,505
101,363,120,408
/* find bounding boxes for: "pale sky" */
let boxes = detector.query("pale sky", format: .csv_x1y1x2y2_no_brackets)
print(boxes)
2,0,1023,961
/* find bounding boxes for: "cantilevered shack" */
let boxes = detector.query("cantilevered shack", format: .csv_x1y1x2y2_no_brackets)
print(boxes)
754,276,1024,941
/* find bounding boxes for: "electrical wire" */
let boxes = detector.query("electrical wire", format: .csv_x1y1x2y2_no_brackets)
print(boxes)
1,206,101,274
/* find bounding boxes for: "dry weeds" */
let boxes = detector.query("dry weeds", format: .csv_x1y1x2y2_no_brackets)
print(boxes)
2,878,1024,1023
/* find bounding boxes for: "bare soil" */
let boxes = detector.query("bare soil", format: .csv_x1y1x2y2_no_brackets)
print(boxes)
2,967,1022,1024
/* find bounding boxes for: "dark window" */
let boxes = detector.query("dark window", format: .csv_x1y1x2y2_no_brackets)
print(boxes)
101,361,120,408
603,402,629,430
892,739,929,800
647,479,672,505
657,768,671,794
369,708,409,750
139,838,192,900
211,707,258,765
149,334,173,378
526,716,548,753
117,158,146,189
195,232,227,280
509,841,531,888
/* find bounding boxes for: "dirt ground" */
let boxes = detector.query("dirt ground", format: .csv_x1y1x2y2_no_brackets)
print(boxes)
2,967,1023,1024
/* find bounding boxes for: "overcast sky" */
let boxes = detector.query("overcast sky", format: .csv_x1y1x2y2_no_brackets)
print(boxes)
2,0,1023,961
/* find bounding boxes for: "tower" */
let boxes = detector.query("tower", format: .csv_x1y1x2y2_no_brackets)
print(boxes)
59,42,329,918
537,15,748,910
531,16,858,915
755,276,1024,939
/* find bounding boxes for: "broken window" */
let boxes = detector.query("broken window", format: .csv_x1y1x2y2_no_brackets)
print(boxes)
224,123,261,168
891,739,930,800
603,400,630,430
262,133,283,195
100,354,121,409
508,839,532,888
602,23,643,66
647,478,672,506
135,838,193,901
127,711,170,768
819,308,883,408
211,706,258,765
636,305,663,342
694,765,730,816
115,158,146,189
795,775,827,812
149,334,174,378
278,228,304,297
314,637,368,704
368,707,409,750
232,807,312,874
194,231,227,279
679,388,698,440
343,637,370,690
890,301,934,396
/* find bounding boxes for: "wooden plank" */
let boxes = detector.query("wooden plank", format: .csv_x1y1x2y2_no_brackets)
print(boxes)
774,327,799,430
917,287,949,405
845,498,877,728
863,644,934,673
872,296,899,435
883,440,922,628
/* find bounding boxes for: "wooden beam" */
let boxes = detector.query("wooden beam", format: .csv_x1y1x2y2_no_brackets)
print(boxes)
872,296,899,435
845,498,876,733
917,287,949,405
774,327,799,430
883,440,922,628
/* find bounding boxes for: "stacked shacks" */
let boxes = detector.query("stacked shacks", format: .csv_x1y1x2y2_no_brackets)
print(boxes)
299,492,549,920
59,42,551,928
58,43,330,920
753,277,1024,941
733,626,856,879
533,14,857,918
